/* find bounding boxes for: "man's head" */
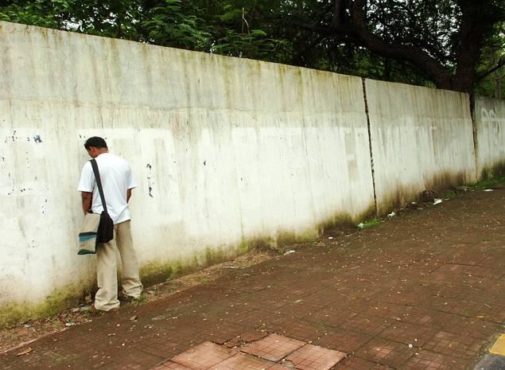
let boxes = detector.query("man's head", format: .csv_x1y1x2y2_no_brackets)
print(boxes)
84,136,108,158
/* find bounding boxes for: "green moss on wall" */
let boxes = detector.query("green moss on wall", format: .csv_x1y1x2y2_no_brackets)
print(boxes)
316,207,377,232
0,284,91,328
426,171,469,191
0,208,374,328
377,170,472,214
138,240,267,288
480,161,505,179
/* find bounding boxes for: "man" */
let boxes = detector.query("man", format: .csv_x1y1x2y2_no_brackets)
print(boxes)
78,136,143,311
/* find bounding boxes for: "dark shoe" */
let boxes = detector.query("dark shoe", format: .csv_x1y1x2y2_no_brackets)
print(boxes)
89,304,119,315
84,304,103,317
119,294,141,304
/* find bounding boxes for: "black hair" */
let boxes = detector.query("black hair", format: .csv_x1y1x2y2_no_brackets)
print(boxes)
84,136,108,150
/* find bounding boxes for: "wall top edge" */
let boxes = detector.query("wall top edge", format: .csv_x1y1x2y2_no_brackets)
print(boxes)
474,95,505,104
0,20,361,83
2,20,490,99
364,77,470,98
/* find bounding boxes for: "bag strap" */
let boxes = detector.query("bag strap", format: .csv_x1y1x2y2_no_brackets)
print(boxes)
90,159,108,214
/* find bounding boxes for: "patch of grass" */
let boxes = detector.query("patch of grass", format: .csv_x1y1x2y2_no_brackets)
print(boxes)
357,218,381,230
441,190,458,200
469,175,505,190
131,293,147,306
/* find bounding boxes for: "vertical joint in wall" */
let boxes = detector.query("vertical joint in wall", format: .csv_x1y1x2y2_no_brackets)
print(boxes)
469,93,480,180
362,78,378,215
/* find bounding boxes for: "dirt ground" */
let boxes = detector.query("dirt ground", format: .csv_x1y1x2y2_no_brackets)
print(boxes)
2,179,505,369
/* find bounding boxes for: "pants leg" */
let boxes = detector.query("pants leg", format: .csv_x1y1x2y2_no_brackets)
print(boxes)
94,237,120,311
116,221,143,298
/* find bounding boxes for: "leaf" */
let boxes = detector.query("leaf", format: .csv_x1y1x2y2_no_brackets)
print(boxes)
219,9,242,23
250,29,267,38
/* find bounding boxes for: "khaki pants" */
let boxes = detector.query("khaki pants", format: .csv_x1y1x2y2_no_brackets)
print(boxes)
94,220,143,311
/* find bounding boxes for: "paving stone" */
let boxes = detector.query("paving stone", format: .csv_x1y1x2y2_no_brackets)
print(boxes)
208,353,274,370
426,312,500,340
241,334,305,362
334,356,393,369
224,331,269,348
432,296,501,319
341,314,391,336
139,341,183,359
423,331,483,358
116,364,144,370
402,350,467,369
152,361,192,370
285,344,346,370
380,321,437,347
170,342,235,370
316,328,371,354
305,307,360,327
356,337,415,368
380,306,435,326
274,320,325,342
267,364,293,370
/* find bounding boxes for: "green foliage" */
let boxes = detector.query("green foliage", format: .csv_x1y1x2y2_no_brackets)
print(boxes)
470,175,505,190
441,190,458,200
210,28,290,60
200,0,293,61
475,22,505,98
0,0,145,38
357,218,381,230
0,0,64,28
0,0,503,95
141,0,210,50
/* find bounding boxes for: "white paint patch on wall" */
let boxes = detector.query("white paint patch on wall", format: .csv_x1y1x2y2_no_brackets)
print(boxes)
474,96,505,176
0,22,374,311
365,79,477,213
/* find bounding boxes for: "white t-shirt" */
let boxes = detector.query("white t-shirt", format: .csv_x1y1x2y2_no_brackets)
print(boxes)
78,153,137,224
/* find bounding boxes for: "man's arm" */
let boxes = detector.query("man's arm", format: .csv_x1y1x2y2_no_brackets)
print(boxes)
81,192,92,214
127,189,132,203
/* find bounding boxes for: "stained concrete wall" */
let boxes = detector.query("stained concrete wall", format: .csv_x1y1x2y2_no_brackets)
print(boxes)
0,22,375,322
365,79,477,213
474,96,505,177
1,21,503,324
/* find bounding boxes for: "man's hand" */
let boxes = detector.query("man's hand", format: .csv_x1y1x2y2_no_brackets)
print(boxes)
81,192,92,214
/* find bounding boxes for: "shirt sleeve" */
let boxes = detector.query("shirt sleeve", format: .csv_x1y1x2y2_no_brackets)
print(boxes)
77,162,95,192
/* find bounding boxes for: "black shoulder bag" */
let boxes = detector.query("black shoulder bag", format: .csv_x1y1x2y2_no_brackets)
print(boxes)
90,159,114,243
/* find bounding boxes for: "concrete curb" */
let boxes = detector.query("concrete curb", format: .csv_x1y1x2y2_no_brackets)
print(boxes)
474,335,505,370
474,354,505,370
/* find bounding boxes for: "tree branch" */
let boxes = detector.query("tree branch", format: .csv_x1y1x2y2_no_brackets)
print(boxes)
477,58,505,81
451,2,487,90
344,0,451,87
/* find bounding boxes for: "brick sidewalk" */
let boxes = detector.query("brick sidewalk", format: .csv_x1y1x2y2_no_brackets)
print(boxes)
2,188,505,369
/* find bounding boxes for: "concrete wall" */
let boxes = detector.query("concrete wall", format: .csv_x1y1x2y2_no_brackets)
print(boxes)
474,96,505,177
0,22,376,322
1,21,504,324
365,79,477,213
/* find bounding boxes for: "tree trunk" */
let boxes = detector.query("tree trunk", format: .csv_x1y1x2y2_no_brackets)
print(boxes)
329,0,498,93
